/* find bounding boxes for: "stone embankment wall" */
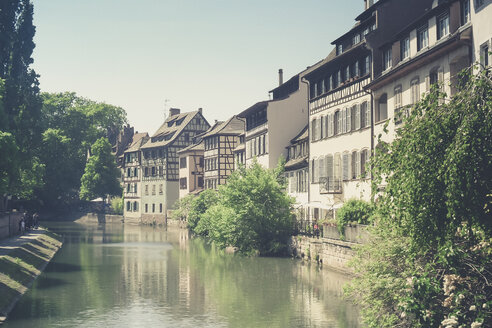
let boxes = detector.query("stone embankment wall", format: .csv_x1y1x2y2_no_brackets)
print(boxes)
74,213,124,224
290,224,369,273
0,230,63,323
0,212,23,241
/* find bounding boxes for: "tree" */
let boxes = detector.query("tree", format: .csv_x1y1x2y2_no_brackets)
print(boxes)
204,160,294,255
80,137,121,202
346,69,492,328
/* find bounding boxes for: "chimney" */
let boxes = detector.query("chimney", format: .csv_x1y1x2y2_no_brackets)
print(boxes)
278,69,283,86
198,107,202,114
169,107,180,117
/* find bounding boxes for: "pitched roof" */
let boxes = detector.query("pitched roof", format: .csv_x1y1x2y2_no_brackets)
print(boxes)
177,140,204,154
141,110,201,149
200,116,245,138
124,132,149,153
290,124,309,144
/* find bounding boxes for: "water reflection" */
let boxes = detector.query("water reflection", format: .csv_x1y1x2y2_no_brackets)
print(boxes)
4,223,360,328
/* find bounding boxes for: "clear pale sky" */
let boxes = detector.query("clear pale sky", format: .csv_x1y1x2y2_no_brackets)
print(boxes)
32,0,363,135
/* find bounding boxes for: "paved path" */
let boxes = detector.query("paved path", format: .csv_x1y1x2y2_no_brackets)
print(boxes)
0,228,47,256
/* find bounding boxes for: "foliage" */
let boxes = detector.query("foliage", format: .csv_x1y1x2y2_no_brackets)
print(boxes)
191,160,294,255
335,199,374,236
110,196,123,215
80,137,121,201
37,92,127,207
346,69,492,328
0,131,19,195
186,189,219,233
170,194,196,221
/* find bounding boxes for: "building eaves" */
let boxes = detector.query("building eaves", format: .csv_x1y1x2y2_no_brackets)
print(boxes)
177,141,204,154
355,0,391,21
290,124,309,144
237,100,270,118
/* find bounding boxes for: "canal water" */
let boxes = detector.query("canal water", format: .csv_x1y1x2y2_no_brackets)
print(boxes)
3,222,360,328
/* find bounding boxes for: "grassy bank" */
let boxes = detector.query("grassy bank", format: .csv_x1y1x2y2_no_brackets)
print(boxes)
0,231,62,319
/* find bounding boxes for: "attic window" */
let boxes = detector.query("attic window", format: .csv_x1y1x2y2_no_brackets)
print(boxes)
176,118,185,126
167,121,174,127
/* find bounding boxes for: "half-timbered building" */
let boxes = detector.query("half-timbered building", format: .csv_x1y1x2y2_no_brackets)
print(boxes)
139,108,210,223
305,0,434,222
122,132,149,222
201,116,245,189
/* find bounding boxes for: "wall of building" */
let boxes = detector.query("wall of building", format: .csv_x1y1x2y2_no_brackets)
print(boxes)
267,82,309,169
471,0,492,64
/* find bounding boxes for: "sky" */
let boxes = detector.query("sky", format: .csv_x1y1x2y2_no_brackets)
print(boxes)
32,0,364,135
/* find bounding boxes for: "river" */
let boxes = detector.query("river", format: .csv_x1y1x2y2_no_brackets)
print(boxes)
3,222,361,328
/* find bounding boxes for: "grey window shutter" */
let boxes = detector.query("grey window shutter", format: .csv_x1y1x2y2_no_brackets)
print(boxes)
326,154,334,189
343,153,349,180
347,107,352,132
355,104,360,130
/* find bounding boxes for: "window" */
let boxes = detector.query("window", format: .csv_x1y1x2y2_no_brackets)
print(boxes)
346,107,351,132
411,78,420,104
345,66,350,81
364,55,371,76
352,104,360,130
383,48,392,71
461,0,470,25
126,184,131,193
151,167,156,176
394,85,403,124
476,0,485,9
198,177,204,188
134,168,138,177
159,184,163,195
437,13,450,40
152,204,155,213
417,26,428,51
337,44,343,55
133,202,138,211
480,42,489,68
376,94,388,122
353,33,360,45
360,149,368,178
180,157,187,168
126,201,131,211
145,185,149,196
342,153,350,181
337,71,342,86
352,61,360,78
152,184,156,195
158,166,163,177
311,118,317,141
144,167,149,177
159,204,163,213
145,204,148,213
401,37,410,60
332,73,338,89
360,102,369,128
429,70,439,87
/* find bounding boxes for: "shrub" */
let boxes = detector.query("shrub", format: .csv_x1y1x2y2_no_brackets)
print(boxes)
110,196,123,215
336,199,373,237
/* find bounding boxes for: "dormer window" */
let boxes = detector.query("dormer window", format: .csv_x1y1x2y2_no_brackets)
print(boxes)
437,13,450,40
417,25,429,51
401,36,410,60
337,44,343,55
383,47,392,71
353,33,361,45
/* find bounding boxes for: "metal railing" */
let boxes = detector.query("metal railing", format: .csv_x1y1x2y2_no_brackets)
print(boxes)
319,177,342,194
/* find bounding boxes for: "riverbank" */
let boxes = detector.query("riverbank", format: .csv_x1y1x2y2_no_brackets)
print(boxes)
0,228,62,324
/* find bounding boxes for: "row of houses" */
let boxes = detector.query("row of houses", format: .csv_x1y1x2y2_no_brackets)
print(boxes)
121,0,492,225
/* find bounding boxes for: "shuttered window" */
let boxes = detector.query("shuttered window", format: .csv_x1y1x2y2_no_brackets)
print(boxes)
326,154,334,187
351,151,357,179
346,107,352,132
354,105,360,130
342,153,349,180
320,116,325,139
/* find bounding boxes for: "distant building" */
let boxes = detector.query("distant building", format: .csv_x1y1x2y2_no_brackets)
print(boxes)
239,69,309,169
112,124,135,169
177,141,205,199
122,132,149,221
233,132,246,168
139,108,210,223
284,125,309,222
201,116,245,189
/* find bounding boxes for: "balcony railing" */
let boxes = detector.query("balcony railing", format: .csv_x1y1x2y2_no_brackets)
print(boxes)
319,177,342,194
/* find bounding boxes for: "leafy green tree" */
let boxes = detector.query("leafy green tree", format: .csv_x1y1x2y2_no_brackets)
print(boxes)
346,69,492,328
335,199,374,237
0,131,19,196
205,160,294,255
80,138,121,202
187,189,219,234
